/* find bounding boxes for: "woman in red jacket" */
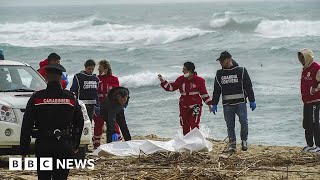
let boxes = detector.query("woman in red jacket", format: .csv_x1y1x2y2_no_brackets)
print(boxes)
92,60,123,148
158,62,212,135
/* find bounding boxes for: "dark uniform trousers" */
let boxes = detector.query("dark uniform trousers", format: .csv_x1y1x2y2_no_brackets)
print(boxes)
303,102,320,147
106,109,131,143
85,104,95,122
36,137,73,180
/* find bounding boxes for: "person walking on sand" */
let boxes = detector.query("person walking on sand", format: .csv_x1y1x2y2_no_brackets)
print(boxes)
158,61,212,135
298,48,320,153
212,51,256,152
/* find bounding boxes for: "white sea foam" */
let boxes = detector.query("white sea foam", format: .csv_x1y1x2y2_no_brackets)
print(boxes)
119,71,215,88
209,12,320,38
255,20,320,38
0,17,212,47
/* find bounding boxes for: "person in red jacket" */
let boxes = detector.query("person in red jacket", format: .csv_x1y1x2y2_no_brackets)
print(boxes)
92,60,123,148
158,61,212,135
38,53,68,89
299,48,320,153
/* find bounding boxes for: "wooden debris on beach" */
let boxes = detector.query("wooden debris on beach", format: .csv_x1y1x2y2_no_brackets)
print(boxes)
1,137,320,180
68,140,320,180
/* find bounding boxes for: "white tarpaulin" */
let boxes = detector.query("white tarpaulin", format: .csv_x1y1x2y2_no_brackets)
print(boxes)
93,128,213,156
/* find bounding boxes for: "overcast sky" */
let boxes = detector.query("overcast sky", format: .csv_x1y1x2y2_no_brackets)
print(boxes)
3,0,300,7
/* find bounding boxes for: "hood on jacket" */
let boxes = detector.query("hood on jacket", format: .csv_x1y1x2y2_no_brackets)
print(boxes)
232,59,239,67
299,48,314,68
39,58,48,68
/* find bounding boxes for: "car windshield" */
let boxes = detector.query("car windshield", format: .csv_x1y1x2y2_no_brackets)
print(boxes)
0,65,47,92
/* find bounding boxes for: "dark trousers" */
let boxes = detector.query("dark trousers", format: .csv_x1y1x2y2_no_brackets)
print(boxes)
35,138,73,180
303,103,320,147
107,110,131,143
37,157,69,180
85,104,95,122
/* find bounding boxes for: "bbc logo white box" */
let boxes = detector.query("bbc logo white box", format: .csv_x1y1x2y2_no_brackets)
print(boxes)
9,158,22,170
40,158,53,170
24,158,37,170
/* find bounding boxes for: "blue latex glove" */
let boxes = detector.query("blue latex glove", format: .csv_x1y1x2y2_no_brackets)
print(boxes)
95,106,100,116
112,134,119,142
211,105,218,115
61,73,69,86
249,101,256,111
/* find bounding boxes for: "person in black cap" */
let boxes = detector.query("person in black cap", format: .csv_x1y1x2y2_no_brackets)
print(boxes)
158,62,212,135
20,63,84,180
100,86,131,143
211,51,256,152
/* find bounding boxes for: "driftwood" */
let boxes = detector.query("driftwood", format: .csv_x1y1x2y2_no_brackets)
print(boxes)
1,138,320,180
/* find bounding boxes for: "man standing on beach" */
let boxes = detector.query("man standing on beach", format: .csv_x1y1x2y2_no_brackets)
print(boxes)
38,53,69,89
20,64,84,180
212,51,256,152
298,48,320,153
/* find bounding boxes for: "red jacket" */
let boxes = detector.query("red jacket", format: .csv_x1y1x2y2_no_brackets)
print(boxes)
301,61,320,104
38,59,48,79
97,74,120,102
38,59,67,89
161,74,212,107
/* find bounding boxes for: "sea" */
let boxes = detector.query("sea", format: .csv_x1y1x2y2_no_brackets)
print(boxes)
1,0,320,146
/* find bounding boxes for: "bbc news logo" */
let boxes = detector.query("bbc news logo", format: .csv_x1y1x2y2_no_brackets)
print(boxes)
9,158,94,170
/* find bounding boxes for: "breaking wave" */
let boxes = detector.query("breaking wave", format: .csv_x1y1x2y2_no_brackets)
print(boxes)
209,12,320,38
0,17,212,47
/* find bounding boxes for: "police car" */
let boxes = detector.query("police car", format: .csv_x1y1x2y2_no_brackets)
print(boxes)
0,60,92,158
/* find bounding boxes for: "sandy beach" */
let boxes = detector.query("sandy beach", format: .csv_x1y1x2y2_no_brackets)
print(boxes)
1,134,319,180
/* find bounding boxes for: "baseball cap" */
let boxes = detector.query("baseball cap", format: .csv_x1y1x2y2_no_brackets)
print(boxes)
217,51,232,61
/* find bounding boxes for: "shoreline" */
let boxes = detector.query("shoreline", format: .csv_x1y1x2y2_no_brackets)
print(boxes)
0,134,319,180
